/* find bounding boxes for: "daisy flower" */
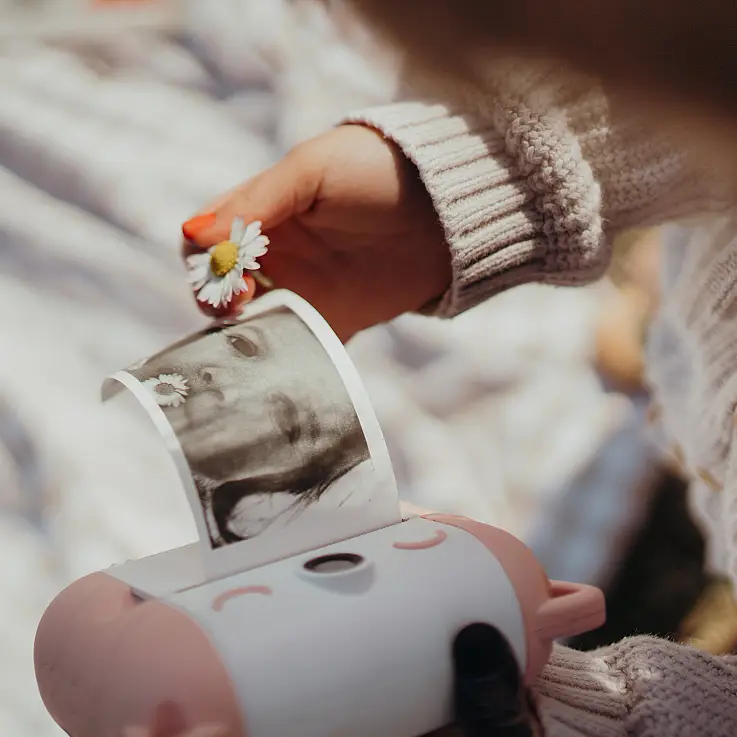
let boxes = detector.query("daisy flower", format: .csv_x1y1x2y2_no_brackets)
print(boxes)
142,373,189,408
186,218,269,308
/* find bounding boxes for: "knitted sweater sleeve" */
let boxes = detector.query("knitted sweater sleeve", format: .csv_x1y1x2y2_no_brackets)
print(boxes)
536,638,737,737
343,89,733,317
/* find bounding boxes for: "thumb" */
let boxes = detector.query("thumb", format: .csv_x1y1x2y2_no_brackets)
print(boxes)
453,624,542,737
182,146,323,249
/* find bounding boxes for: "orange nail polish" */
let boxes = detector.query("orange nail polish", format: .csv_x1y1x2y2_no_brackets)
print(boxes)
182,212,217,241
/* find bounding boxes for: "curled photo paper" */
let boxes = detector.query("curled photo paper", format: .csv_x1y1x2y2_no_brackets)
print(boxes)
102,290,401,580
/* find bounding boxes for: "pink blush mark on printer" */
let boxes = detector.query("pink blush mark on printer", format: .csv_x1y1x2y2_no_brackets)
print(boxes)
149,700,187,736
211,586,273,612
393,529,448,550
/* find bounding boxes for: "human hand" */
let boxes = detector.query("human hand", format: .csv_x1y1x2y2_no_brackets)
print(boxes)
181,124,451,341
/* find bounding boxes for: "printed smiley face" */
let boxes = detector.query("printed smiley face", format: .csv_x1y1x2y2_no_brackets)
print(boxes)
160,517,529,737
38,518,558,737
207,523,450,611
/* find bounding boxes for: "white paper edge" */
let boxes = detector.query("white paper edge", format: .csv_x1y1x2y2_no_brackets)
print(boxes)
106,542,206,600
102,369,213,552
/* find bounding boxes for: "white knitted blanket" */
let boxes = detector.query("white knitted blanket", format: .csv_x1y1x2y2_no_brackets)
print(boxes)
0,3,645,735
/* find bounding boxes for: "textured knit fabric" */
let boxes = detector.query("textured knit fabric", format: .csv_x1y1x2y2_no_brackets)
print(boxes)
536,638,737,737
345,70,737,735
345,77,733,317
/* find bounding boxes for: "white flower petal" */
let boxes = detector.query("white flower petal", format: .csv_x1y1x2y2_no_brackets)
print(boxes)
242,258,261,271
186,253,213,289
242,236,269,260
160,393,180,408
158,373,189,393
230,217,246,244
221,278,234,306
186,252,212,268
141,373,189,408
188,270,210,290
228,269,247,296
197,278,227,307
247,247,268,260
240,220,263,246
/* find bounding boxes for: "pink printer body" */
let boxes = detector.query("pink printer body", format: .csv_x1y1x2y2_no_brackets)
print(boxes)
35,513,605,737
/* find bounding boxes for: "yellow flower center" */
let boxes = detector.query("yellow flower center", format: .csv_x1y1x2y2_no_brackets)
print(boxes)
210,241,239,277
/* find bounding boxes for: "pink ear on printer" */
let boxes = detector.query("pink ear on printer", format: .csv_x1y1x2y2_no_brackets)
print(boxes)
423,514,606,685
34,573,246,737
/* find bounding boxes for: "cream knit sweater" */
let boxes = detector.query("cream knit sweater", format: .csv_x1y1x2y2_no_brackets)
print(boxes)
347,70,737,736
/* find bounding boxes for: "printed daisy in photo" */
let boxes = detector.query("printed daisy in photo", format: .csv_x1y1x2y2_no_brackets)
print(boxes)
142,373,189,408
186,218,269,308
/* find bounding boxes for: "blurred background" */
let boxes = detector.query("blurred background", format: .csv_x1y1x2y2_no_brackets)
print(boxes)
0,1,733,735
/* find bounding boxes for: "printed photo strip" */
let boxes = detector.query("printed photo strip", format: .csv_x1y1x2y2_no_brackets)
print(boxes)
102,291,400,576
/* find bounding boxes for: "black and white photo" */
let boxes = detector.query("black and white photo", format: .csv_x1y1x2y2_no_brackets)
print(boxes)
105,292,399,555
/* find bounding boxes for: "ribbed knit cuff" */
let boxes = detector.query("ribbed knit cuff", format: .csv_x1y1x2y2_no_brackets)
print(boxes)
343,101,609,318
535,644,628,737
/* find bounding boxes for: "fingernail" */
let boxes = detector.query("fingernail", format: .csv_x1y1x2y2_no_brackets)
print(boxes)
182,212,217,241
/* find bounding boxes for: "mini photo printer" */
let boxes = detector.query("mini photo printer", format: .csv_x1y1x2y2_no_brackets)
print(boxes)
34,512,606,737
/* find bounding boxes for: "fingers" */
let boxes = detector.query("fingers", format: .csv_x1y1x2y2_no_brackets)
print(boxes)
180,145,323,318
453,624,544,737
181,146,323,251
